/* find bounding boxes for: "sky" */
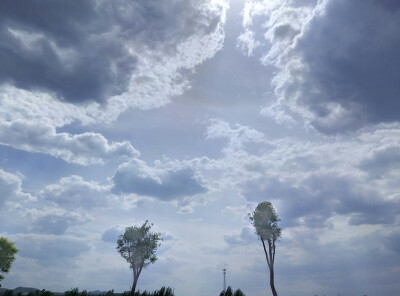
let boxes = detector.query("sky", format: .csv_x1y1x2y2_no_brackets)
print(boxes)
1,0,400,295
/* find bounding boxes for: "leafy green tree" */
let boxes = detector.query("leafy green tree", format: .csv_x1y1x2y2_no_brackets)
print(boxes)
0,237,18,282
4,290,14,296
117,221,162,296
249,202,282,296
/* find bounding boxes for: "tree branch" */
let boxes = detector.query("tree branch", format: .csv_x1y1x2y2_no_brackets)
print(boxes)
272,239,276,264
261,239,271,268
268,239,273,269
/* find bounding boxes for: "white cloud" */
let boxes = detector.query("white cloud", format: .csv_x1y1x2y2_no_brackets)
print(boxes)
0,168,32,207
42,175,112,210
0,120,139,165
206,118,268,155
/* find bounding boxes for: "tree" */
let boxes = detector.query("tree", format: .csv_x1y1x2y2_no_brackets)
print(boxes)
233,289,245,296
224,286,233,296
249,202,282,296
117,221,162,296
0,237,18,282
220,287,245,296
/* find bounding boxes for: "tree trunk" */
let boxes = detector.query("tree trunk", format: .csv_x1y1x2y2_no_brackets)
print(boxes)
262,240,278,296
131,275,138,296
269,265,278,296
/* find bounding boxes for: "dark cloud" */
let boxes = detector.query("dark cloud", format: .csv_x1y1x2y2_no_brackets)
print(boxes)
112,160,207,200
243,173,400,228
0,0,136,104
384,231,400,254
0,0,221,104
359,146,400,178
297,0,400,133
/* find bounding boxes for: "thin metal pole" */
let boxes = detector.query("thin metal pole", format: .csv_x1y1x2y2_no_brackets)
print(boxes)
222,268,226,292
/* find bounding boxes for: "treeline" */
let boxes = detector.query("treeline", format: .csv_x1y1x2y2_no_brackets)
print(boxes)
2,286,246,296
219,286,245,296
3,290,54,296
1,287,175,296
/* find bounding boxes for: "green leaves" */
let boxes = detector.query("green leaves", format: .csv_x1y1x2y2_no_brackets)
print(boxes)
0,237,18,282
249,202,281,241
116,220,162,273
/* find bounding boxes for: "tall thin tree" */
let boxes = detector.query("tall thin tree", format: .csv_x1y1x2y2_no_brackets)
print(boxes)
249,202,282,296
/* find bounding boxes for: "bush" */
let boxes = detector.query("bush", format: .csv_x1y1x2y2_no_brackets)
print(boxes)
65,288,79,296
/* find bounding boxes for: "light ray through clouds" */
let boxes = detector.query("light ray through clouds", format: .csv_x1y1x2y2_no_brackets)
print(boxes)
1,0,400,296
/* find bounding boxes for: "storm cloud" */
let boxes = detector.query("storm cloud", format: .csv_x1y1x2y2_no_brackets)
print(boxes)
0,0,226,105
240,0,400,134
0,0,136,104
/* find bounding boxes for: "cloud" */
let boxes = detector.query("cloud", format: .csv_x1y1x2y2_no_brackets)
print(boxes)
359,146,400,179
206,119,268,154
42,175,112,210
0,168,32,207
0,120,139,165
112,159,207,200
0,1,228,165
384,230,400,254
0,0,137,104
0,0,227,106
201,120,400,229
240,0,400,134
101,224,126,243
30,211,90,235
244,173,400,228
224,226,257,246
15,234,90,265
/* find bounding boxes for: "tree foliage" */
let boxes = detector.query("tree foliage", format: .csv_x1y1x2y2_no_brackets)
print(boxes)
0,237,18,282
219,287,245,296
117,221,162,296
232,289,245,296
249,202,281,296
120,287,174,296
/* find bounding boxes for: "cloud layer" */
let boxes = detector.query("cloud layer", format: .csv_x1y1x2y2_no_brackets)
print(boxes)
240,0,400,133
113,159,207,200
